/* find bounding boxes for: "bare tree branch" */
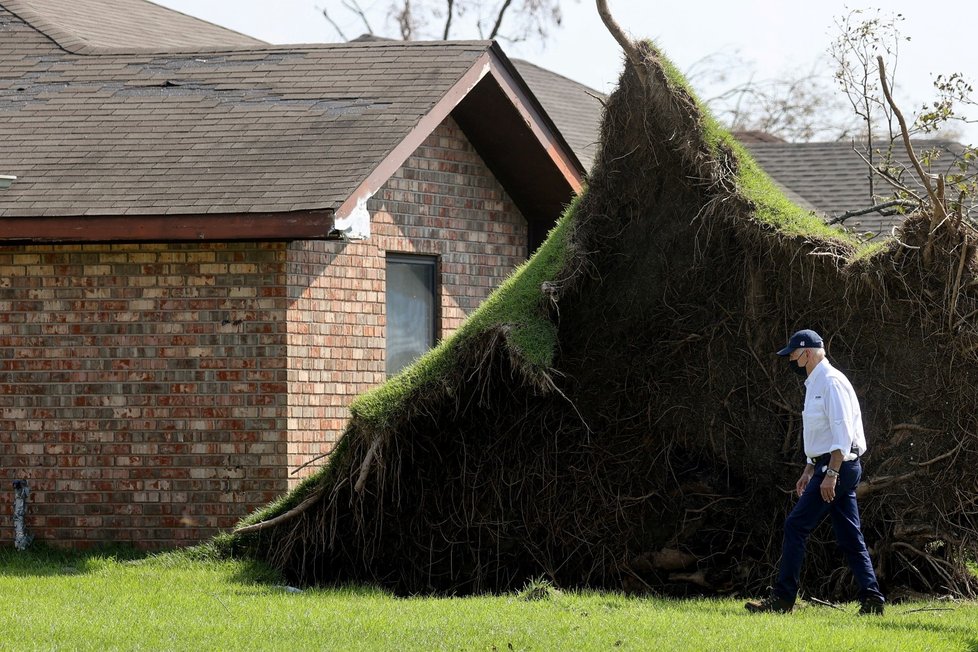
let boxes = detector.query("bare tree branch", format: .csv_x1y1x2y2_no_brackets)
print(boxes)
442,0,455,40
877,56,940,208
321,0,565,45
714,70,850,142
395,0,414,39
320,5,349,40
487,0,514,40
849,144,923,203
234,488,326,535
827,199,918,225
341,0,375,35
596,0,643,78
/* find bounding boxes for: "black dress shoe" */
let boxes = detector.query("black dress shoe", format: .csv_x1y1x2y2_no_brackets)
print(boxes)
745,593,794,614
858,597,885,615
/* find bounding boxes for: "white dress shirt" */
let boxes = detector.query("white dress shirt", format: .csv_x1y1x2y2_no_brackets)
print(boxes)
802,358,867,462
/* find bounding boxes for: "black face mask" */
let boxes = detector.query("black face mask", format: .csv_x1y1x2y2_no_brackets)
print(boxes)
788,357,807,377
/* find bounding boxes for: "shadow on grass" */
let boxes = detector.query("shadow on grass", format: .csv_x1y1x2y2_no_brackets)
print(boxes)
0,540,391,599
0,542,147,578
869,616,978,646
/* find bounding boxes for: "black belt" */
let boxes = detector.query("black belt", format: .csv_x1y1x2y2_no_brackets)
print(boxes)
809,446,860,466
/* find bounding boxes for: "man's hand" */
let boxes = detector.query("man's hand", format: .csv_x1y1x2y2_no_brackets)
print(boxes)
796,465,814,498
820,475,837,502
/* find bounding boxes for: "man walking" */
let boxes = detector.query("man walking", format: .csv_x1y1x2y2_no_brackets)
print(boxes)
746,329,885,615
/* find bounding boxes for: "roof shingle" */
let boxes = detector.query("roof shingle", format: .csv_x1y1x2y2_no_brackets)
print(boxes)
2,0,266,52
0,3,491,218
743,139,967,235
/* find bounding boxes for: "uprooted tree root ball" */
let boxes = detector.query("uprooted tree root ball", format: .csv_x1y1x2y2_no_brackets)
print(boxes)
231,36,978,600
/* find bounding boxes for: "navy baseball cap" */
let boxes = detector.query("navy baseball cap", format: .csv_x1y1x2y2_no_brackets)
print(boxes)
776,329,824,356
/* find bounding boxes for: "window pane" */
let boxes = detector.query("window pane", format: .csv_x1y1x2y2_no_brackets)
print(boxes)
386,256,436,376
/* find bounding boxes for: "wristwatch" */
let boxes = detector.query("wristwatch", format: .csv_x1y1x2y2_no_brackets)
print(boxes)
826,468,840,478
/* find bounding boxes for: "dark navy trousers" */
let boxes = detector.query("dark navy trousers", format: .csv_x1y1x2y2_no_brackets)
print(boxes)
774,458,884,603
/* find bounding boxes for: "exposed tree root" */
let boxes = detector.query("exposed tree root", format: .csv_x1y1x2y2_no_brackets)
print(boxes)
234,488,326,536
232,3,978,600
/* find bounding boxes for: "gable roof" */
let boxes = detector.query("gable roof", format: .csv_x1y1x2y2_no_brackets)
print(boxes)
347,35,607,173
0,2,582,242
743,139,968,235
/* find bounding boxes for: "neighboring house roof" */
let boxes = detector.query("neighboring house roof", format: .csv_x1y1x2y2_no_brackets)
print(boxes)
3,0,265,51
0,1,582,242
743,139,968,235
510,59,604,172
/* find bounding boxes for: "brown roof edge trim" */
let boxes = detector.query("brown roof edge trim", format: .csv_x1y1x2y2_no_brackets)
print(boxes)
333,49,495,221
0,209,334,243
484,45,584,193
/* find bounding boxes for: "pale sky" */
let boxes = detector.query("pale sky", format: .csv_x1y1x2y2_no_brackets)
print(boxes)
152,0,978,144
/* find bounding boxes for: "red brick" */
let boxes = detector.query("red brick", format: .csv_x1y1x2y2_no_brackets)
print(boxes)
0,116,530,547
285,117,527,486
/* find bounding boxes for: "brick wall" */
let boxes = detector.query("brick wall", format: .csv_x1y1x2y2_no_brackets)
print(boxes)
0,243,290,548
0,116,530,547
285,116,528,482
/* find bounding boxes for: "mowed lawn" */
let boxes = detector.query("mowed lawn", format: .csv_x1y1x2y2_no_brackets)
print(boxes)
1,548,976,651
